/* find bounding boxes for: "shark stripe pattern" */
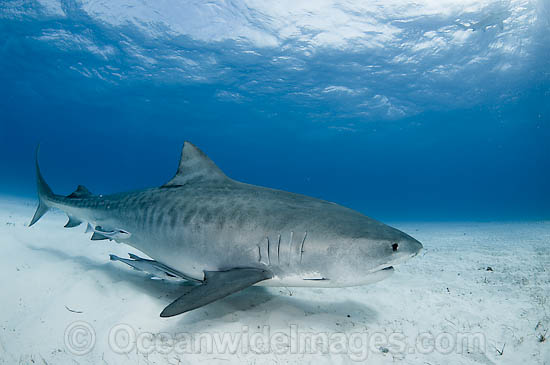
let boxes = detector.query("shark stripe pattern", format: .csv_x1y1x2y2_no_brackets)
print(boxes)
29,142,422,317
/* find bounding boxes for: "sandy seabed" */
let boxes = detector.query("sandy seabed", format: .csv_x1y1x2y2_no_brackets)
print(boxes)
0,196,548,365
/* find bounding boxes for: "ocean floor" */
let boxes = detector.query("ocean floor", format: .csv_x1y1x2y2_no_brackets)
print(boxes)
0,196,549,364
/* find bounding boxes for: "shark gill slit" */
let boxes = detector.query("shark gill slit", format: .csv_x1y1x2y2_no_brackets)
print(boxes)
257,237,269,265
277,234,281,264
299,231,307,263
266,236,270,265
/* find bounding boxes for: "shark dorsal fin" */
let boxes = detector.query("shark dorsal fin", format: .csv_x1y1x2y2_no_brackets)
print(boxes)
163,142,227,187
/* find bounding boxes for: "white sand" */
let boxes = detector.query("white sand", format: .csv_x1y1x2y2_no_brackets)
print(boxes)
0,196,549,364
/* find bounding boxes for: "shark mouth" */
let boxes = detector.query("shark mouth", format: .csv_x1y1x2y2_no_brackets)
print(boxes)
369,263,396,273
360,265,395,284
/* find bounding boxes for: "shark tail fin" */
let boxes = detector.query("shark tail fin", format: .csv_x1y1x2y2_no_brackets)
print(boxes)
29,145,55,227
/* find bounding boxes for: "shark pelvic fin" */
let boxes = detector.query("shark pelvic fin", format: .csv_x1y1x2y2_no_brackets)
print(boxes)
64,215,83,228
160,268,272,317
162,141,228,187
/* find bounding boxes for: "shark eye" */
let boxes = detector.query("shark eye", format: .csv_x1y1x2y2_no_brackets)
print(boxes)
392,243,399,252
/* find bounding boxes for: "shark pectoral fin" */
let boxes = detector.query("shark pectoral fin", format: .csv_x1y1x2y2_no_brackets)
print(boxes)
160,268,273,318
64,215,83,228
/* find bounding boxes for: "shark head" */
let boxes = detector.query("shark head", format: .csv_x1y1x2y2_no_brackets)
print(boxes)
350,231,421,285
358,228,423,280
301,210,423,287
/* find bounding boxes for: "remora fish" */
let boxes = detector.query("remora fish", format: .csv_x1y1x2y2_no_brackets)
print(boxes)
29,142,422,317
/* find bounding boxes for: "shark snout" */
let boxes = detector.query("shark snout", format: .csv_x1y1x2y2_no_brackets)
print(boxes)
366,235,423,275
398,236,423,257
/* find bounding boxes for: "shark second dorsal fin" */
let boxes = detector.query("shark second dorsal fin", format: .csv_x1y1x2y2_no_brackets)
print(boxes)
163,142,227,187
67,185,92,198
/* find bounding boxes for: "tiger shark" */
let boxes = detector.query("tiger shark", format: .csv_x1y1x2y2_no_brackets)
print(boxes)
29,142,422,317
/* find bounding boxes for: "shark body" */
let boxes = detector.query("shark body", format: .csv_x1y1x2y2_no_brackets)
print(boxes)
30,142,422,317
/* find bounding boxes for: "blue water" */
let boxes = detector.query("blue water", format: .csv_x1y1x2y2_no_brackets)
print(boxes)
1,1,549,221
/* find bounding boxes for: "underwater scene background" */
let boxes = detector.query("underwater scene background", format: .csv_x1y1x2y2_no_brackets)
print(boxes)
2,2,550,365
1,0,549,219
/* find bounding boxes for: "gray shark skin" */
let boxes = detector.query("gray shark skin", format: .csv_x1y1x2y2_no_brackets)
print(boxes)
29,142,422,317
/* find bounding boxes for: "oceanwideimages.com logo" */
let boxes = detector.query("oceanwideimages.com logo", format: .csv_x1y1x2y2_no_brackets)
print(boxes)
64,321,96,356
64,321,486,361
